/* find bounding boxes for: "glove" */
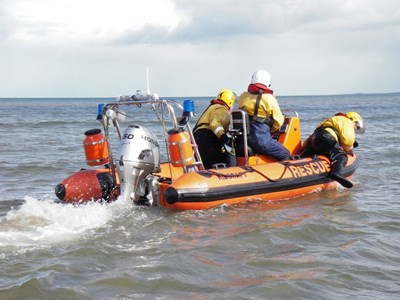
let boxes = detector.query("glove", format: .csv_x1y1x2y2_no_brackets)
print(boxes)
353,140,359,148
220,133,231,145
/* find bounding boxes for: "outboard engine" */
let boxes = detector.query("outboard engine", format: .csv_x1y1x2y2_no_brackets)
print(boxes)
116,125,160,204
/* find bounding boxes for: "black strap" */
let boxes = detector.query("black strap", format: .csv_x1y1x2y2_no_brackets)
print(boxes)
317,126,339,136
253,89,263,119
249,89,274,126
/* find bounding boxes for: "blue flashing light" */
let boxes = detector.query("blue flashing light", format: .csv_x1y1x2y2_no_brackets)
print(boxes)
97,104,104,120
183,99,195,116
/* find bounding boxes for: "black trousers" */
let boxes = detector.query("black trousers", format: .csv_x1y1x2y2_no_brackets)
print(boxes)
193,129,226,169
301,128,348,166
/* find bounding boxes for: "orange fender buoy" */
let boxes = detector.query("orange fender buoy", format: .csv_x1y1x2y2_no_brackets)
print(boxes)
55,169,119,203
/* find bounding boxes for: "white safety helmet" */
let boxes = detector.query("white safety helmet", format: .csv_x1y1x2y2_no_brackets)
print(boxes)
251,69,271,87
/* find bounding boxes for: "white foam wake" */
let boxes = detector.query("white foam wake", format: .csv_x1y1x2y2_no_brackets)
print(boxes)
0,195,131,249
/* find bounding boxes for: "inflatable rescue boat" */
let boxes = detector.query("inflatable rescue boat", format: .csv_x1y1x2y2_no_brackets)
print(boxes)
55,91,359,210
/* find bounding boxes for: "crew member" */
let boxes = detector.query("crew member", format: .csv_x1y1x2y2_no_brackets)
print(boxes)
193,89,236,169
238,69,290,160
301,111,365,188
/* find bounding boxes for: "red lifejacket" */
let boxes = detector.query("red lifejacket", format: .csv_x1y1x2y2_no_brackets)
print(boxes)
335,112,352,120
247,83,273,94
211,99,230,110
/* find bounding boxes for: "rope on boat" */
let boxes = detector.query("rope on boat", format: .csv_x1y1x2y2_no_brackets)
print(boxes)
197,164,287,182
198,166,255,178
197,155,323,183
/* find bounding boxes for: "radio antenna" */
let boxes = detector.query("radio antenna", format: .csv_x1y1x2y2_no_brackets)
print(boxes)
146,67,150,95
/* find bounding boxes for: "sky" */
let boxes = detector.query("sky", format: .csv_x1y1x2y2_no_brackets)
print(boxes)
1,0,399,97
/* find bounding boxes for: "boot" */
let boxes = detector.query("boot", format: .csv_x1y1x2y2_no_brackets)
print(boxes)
329,162,353,188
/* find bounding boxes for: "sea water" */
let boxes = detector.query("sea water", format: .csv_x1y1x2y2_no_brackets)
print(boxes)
0,93,399,299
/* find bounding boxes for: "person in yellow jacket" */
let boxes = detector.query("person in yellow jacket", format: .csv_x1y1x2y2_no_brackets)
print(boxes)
193,89,236,169
238,69,290,160
301,112,365,188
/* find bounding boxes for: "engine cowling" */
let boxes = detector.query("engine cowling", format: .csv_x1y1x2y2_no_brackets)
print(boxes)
116,125,160,203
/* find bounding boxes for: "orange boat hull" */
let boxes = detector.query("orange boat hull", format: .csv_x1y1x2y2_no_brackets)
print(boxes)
159,154,359,210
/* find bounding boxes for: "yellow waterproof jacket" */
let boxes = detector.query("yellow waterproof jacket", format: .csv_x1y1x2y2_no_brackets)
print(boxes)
319,116,356,152
238,92,284,132
194,103,230,138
